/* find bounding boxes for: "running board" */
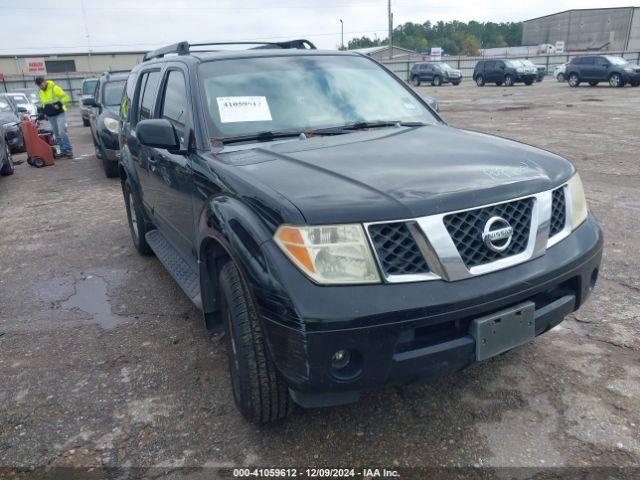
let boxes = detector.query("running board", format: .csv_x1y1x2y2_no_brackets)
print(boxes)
146,230,202,310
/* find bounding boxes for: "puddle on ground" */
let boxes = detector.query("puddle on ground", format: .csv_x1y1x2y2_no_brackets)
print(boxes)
62,275,126,330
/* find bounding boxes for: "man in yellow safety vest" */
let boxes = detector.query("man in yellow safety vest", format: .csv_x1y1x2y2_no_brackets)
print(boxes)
35,76,73,158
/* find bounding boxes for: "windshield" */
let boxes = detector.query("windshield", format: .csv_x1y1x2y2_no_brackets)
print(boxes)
7,93,30,108
0,99,12,112
520,60,535,67
437,63,455,70
82,79,98,95
605,56,629,66
199,55,438,139
103,81,125,106
504,60,521,68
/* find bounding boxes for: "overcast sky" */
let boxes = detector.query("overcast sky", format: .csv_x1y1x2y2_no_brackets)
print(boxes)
0,0,632,54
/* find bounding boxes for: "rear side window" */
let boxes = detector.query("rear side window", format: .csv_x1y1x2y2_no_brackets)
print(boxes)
582,57,595,66
159,70,189,149
138,70,161,123
485,61,495,70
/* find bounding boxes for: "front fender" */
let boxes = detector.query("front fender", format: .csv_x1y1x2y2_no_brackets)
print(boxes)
196,195,300,331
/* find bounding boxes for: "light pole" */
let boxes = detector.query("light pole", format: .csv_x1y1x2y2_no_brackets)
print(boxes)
340,19,344,50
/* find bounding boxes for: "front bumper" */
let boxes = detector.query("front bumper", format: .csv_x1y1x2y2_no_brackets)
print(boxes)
622,71,640,83
258,215,603,407
516,73,537,82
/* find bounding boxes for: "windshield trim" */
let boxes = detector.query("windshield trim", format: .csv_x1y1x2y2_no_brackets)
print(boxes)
197,53,443,143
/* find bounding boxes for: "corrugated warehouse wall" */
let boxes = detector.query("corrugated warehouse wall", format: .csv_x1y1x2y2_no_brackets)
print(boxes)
523,7,638,51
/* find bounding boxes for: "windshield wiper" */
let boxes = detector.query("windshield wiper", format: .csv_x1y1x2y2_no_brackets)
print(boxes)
311,120,427,135
217,130,304,145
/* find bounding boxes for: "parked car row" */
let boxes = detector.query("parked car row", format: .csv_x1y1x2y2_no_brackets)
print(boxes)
410,55,639,88
0,94,26,153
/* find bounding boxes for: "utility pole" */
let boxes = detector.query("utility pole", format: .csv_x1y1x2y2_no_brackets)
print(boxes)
388,0,393,58
340,19,344,50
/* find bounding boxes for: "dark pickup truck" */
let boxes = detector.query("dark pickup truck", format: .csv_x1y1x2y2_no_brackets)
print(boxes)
118,40,603,423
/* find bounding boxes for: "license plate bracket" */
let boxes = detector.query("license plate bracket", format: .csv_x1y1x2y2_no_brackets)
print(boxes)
470,301,535,361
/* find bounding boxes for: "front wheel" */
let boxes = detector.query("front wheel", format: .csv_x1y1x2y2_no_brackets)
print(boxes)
524,79,534,86
452,81,460,86
432,75,442,86
568,73,580,87
411,76,420,87
220,261,293,423
504,75,514,86
631,80,640,87
475,75,485,87
0,145,14,176
123,180,152,255
82,117,90,127
609,73,623,87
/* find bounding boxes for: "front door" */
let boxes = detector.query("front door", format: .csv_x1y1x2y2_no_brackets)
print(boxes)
148,67,196,267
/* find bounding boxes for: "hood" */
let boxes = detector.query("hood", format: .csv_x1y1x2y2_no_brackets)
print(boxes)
218,125,574,224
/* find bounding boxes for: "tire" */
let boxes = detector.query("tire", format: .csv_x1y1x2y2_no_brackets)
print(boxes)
102,146,119,178
82,117,90,127
33,157,45,168
432,75,442,87
0,144,14,176
524,79,534,86
411,76,420,87
475,75,485,87
631,80,640,87
452,81,460,86
123,180,152,255
504,75,514,87
609,73,623,88
557,73,565,82
220,261,293,423
589,81,599,86
568,73,580,87
495,81,503,86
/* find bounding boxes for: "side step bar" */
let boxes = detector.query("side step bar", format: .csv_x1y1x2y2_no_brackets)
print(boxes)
146,230,202,310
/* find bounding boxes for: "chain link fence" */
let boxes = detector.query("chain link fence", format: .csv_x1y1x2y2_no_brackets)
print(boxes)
0,72,100,103
380,51,640,81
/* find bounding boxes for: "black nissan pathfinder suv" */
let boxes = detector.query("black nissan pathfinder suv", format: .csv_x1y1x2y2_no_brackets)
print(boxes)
119,40,603,423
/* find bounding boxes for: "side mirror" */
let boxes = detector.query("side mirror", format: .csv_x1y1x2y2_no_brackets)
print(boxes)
82,97,97,107
137,119,180,151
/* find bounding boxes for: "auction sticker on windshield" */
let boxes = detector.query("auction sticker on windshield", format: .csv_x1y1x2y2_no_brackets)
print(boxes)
217,96,272,123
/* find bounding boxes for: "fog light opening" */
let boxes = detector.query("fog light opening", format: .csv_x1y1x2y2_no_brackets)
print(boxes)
331,349,351,370
329,349,363,381
589,268,599,292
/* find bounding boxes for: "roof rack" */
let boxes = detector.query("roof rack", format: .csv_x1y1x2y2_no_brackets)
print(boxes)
143,39,316,61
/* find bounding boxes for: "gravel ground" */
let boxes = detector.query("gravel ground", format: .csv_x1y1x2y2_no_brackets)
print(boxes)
0,79,639,479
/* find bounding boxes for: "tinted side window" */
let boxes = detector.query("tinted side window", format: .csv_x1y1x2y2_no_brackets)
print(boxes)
139,71,161,122
582,57,595,66
485,61,495,70
121,72,138,121
160,70,189,149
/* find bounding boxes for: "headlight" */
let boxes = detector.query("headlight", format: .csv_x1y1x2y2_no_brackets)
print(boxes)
274,224,380,284
517,67,525,73
103,117,120,134
624,67,633,73
567,173,588,230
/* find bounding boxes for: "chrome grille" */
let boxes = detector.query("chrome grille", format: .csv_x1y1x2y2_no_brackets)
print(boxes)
443,198,534,268
368,222,430,276
549,187,566,237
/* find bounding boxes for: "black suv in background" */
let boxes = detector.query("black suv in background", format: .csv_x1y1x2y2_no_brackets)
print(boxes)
118,40,602,423
566,55,640,87
0,94,26,153
83,71,128,177
410,62,462,86
473,59,537,86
